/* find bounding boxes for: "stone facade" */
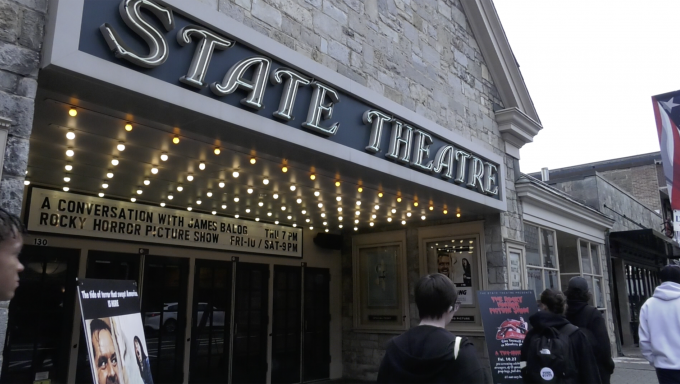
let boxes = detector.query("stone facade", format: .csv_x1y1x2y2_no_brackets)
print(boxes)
0,0,48,374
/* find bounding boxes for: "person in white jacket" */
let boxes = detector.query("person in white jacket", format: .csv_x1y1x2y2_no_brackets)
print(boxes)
639,265,680,384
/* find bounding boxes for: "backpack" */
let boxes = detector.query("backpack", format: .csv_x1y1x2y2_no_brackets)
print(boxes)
522,324,578,383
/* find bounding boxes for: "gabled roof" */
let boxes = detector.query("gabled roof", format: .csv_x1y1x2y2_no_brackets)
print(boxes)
461,0,543,158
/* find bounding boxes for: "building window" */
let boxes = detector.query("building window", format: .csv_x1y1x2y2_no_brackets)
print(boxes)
579,240,606,310
524,223,560,300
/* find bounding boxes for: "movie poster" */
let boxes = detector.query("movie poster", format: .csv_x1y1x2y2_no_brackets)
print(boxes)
478,290,539,384
77,279,154,384
426,238,476,305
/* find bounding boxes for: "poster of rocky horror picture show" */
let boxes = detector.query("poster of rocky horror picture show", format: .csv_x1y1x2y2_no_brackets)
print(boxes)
478,291,538,384
77,279,154,384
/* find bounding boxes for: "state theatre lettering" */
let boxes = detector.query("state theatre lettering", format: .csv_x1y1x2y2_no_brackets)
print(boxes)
93,0,501,198
27,188,302,257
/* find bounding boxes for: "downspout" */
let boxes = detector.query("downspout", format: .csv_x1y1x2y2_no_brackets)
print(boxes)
604,229,623,357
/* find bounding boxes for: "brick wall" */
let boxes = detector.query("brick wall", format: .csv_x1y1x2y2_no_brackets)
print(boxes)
0,0,48,374
600,164,662,213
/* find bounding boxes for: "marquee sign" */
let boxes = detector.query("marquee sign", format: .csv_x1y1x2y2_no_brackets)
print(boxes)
27,188,303,257
77,0,502,200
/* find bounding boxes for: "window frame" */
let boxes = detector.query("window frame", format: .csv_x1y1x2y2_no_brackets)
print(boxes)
523,222,562,299
577,239,607,311
506,240,527,290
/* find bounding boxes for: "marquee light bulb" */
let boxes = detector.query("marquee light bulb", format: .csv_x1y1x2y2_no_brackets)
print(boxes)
371,214,376,219
413,201,418,207
281,166,288,173
250,157,256,165
338,207,343,212
212,211,217,215
267,212,272,216
232,171,239,178
339,216,343,221
234,197,240,202
391,208,396,213
273,194,279,199
102,183,108,189
196,200,201,205
318,203,323,208
63,186,69,192
335,181,341,187
401,220,406,225
199,162,205,170
275,221,279,224
187,207,192,211
354,227,358,231
336,196,342,202
306,219,310,223
358,187,363,192
355,219,359,224
177,185,183,192
429,206,434,211
107,172,114,179
234,214,239,218
125,123,133,131
214,147,221,155
421,215,426,220
65,164,73,171
397,197,402,203
207,191,213,197
247,188,253,194
309,226,313,230
245,208,251,213
378,192,383,198
263,178,269,185
160,153,168,161
325,229,329,232
290,185,296,191
222,204,227,209
310,174,316,180
321,213,326,218
355,211,360,216
255,218,260,222
258,201,264,207
406,212,412,217
173,136,180,144
137,189,143,195
99,192,105,197
301,210,306,214
323,221,327,226
387,217,392,222
281,206,286,211
117,142,126,151
187,174,194,182
296,198,302,204
63,176,70,182
68,107,77,117
314,191,320,197
23,180,30,186
66,130,76,140
443,209,448,214
369,222,374,227
219,181,225,188
160,202,166,207
456,213,461,218
131,197,136,202
356,201,361,206
66,149,74,157
287,215,292,220
151,167,158,174
168,194,174,200
374,204,379,210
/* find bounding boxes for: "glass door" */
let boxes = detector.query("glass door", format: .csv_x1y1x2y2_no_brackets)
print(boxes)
140,255,189,383
189,259,233,384
271,266,302,384
1,245,80,384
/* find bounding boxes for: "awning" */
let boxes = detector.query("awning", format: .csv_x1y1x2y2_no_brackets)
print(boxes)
610,229,680,266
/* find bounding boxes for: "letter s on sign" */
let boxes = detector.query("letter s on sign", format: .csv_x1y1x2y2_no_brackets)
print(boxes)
100,0,175,68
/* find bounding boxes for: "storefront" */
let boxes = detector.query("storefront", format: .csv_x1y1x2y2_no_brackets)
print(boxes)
0,0,543,383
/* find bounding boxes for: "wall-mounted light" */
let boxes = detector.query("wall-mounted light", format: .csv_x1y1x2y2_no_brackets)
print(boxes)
214,147,221,155
250,157,256,165
68,107,77,117
125,123,133,132
172,135,180,144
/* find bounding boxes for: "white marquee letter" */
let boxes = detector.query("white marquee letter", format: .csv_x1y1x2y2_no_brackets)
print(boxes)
362,110,392,153
270,68,311,121
302,82,340,136
177,25,233,88
211,57,272,110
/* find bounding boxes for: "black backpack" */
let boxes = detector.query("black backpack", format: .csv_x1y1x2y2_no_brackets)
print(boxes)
522,324,578,383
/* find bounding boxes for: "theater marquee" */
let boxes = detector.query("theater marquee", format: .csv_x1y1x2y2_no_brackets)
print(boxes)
26,188,303,257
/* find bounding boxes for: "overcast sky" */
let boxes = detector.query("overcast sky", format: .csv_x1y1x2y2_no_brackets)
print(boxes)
493,0,679,174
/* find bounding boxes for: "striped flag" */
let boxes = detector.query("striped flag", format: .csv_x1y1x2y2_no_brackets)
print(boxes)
652,92,680,210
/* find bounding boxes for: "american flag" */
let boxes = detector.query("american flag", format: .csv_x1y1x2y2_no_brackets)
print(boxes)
652,92,680,210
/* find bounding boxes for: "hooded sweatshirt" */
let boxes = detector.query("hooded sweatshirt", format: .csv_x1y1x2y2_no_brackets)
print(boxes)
520,311,601,384
376,325,485,383
639,281,680,369
566,299,615,382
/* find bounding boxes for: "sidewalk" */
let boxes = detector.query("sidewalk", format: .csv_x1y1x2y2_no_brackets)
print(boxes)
612,345,657,384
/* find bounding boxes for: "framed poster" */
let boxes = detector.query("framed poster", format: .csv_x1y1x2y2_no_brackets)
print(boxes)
418,222,487,333
353,230,409,331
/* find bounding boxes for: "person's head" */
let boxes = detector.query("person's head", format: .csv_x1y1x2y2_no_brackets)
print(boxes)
659,265,680,285
0,208,25,301
539,289,567,315
564,276,591,302
462,258,470,269
437,254,450,274
415,274,458,322
90,319,120,384
134,336,145,365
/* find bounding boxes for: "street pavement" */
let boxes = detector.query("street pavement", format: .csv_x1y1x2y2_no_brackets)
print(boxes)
612,346,657,384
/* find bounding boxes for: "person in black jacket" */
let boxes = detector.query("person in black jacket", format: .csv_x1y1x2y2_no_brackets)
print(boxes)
521,289,601,384
565,276,615,384
377,274,485,383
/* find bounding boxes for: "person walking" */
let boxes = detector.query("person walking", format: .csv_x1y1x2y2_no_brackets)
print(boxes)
565,276,615,384
377,274,485,383
520,289,601,384
639,265,680,384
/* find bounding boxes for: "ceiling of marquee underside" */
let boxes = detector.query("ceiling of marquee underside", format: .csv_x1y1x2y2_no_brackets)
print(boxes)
25,68,501,233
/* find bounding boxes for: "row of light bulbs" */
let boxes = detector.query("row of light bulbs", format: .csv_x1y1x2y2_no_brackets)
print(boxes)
49,107,465,231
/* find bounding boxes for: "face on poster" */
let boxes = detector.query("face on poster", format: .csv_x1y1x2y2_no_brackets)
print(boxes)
78,279,154,384
427,238,475,305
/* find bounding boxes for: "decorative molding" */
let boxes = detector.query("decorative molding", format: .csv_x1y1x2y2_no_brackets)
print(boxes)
495,107,542,159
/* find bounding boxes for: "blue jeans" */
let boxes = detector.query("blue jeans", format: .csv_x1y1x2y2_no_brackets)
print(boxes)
656,368,680,384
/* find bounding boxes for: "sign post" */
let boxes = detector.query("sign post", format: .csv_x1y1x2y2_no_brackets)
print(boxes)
77,278,154,384
478,290,538,384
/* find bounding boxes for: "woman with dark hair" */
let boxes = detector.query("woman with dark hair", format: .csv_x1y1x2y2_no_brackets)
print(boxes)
565,277,615,384
461,258,471,286
134,336,154,384
520,289,601,384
